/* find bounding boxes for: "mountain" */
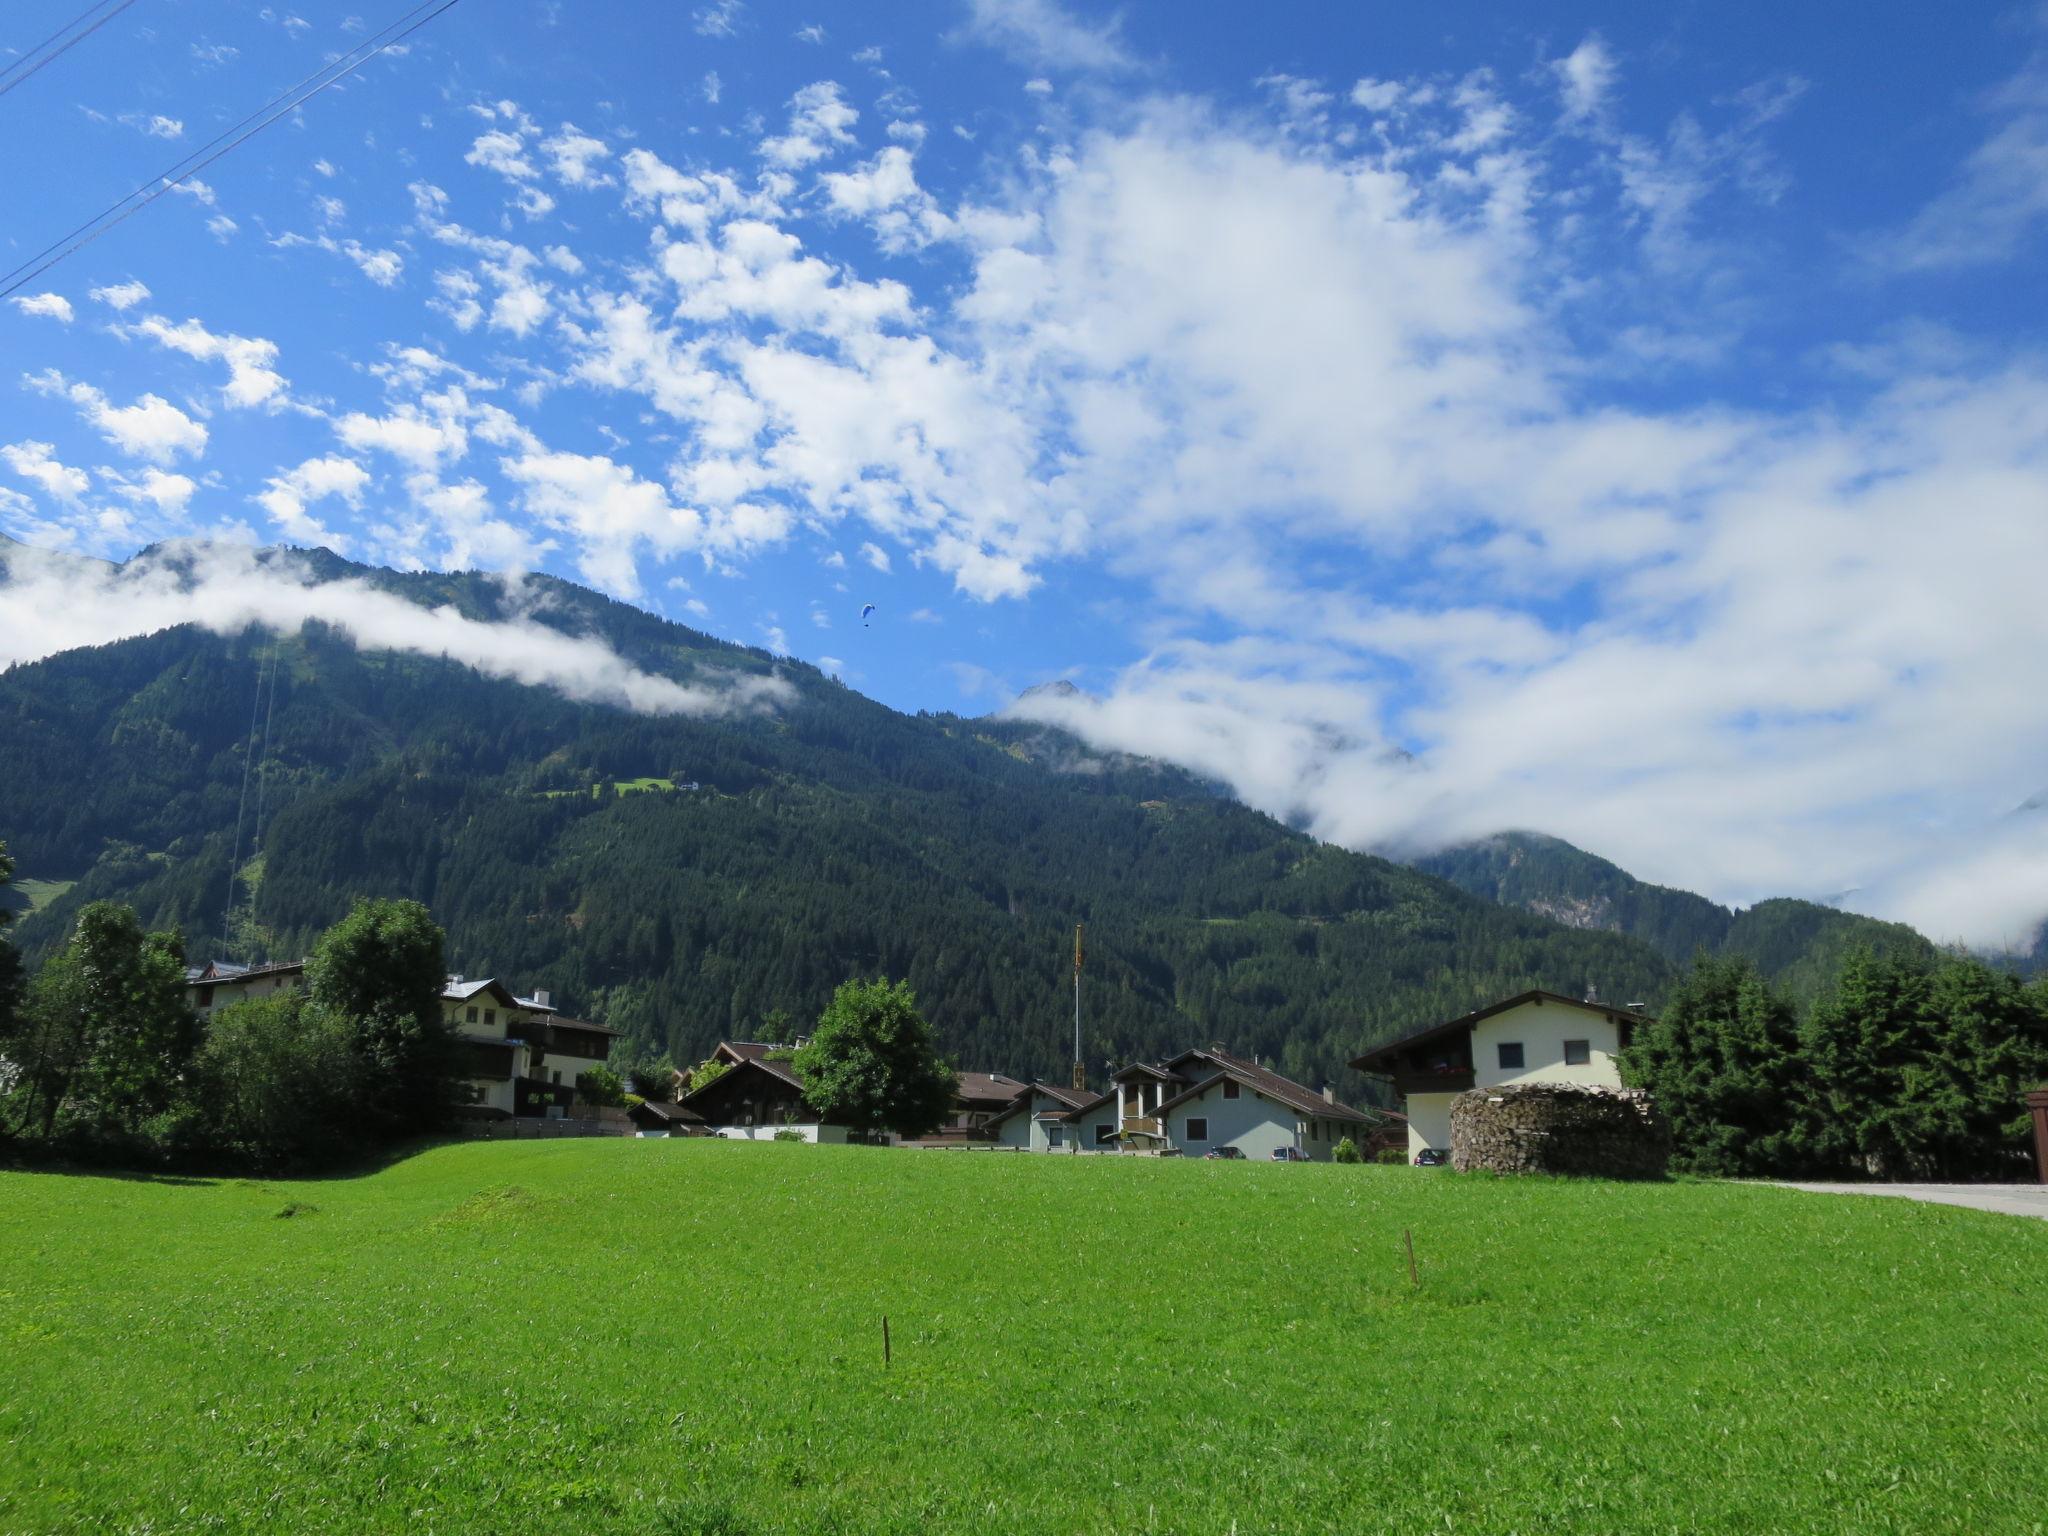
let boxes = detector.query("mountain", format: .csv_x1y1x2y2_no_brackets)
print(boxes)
0,544,1678,1092
1413,831,1939,1002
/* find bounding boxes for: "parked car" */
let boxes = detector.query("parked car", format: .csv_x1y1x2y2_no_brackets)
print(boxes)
1413,1148,1448,1167
1270,1146,1310,1162
1203,1146,1245,1160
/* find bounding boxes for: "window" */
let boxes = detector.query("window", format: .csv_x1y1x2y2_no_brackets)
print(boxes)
1497,1042,1525,1070
484,1009,497,1027
466,1006,478,1024
1047,1125,1063,1148
1094,1123,1116,1146
1564,1039,1591,1066
1222,1079,1241,1100
1185,1118,1209,1142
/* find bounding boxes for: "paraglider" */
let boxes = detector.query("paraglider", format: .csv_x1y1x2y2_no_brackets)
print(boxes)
861,603,877,627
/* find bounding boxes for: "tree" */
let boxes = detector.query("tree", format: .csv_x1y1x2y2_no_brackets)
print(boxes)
8,902,195,1145
306,898,457,1136
794,978,956,1141
576,1064,627,1107
197,992,366,1167
0,841,24,1093
1804,948,2048,1180
1620,953,1813,1176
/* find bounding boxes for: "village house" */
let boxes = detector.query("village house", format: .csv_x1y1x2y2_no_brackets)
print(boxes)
180,961,618,1120
898,1070,1030,1148
677,1044,898,1144
983,1081,1098,1150
1348,990,1651,1160
1057,1047,1379,1160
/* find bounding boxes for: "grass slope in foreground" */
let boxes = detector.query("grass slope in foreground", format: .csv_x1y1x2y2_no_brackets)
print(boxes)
2,1146,2044,1535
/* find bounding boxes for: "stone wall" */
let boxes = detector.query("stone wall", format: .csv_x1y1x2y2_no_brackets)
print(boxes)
1449,1083,1670,1178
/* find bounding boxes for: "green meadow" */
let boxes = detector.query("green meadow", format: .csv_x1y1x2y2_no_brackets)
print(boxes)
1,1144,2043,1535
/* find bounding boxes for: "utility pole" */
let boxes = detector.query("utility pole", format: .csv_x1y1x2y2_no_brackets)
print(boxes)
1072,924,1086,1093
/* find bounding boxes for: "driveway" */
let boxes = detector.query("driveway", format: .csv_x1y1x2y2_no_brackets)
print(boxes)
1770,1182,2048,1221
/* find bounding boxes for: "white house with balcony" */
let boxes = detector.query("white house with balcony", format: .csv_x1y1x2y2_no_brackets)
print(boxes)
1348,990,1651,1160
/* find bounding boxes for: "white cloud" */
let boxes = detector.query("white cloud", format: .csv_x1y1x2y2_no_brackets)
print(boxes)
336,400,470,471
10,293,73,323
693,0,743,38
255,455,370,547
859,541,891,573
28,372,208,464
89,280,151,311
796,23,826,44
206,215,238,241
126,313,290,409
1884,50,2048,269
144,115,184,139
957,0,1134,72
542,124,613,187
1554,35,1617,123
468,128,539,181
760,81,859,168
2,441,91,502
0,542,795,718
703,71,723,106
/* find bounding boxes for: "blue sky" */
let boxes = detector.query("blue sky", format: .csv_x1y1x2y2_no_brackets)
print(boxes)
3,0,2047,945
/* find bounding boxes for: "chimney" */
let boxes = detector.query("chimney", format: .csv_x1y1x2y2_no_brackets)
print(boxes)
533,989,551,1009
1322,1084,1335,1104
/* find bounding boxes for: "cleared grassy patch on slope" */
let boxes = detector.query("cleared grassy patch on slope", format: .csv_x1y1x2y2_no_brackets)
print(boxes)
1,1145,2043,1534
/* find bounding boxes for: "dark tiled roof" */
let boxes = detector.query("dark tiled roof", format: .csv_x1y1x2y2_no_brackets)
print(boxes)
1349,991,1653,1073
1155,1050,1375,1124
634,1099,705,1124
983,1080,1100,1128
954,1070,1024,1103
548,1016,622,1036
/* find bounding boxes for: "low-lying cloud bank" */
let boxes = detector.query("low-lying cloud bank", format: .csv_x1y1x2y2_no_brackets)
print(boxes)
0,541,793,718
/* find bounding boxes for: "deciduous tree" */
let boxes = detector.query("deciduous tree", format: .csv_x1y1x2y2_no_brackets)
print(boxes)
794,978,955,1141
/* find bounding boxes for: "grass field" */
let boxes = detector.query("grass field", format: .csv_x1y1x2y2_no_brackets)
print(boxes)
2,1144,2044,1535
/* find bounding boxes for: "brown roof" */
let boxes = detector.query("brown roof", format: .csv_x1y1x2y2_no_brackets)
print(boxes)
1153,1049,1377,1124
633,1099,705,1124
954,1070,1025,1104
548,1015,623,1037
1348,990,1654,1074
983,1080,1099,1128
715,1040,789,1064
680,1052,807,1109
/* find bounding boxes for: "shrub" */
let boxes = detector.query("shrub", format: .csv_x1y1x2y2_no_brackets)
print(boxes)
576,1064,627,1107
772,1127,806,1143
1331,1136,1361,1163
1374,1146,1407,1165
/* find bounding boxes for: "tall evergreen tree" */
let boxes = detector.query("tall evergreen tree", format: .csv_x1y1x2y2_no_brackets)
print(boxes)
1800,947,1935,1178
0,841,24,1079
1621,953,1813,1175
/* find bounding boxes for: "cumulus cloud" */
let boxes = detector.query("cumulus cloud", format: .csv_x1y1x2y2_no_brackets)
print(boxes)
0,542,796,718
760,81,859,168
27,371,208,464
124,313,289,408
255,455,371,547
1553,34,1617,123
90,280,151,311
2,441,91,503
10,293,73,323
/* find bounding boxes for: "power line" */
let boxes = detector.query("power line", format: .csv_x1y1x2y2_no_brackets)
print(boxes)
0,0,140,98
0,0,461,301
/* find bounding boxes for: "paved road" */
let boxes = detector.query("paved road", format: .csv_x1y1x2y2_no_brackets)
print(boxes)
1771,1182,2048,1221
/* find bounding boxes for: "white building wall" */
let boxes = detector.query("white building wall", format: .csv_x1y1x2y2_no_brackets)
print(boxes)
1471,1001,1628,1090
1405,1092,1457,1158
1163,1080,1310,1161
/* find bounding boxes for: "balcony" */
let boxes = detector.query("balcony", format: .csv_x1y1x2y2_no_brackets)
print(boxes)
1393,1068,1474,1097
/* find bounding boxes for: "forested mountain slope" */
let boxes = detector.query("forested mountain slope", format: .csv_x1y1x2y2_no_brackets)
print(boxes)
0,546,1676,1091
1414,831,1940,1003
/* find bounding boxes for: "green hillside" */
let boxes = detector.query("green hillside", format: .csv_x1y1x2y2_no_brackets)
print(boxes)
1416,831,1939,1002
2,1143,2043,1534
0,547,1673,1087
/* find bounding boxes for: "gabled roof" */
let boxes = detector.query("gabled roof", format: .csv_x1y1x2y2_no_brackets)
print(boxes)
441,977,525,1010
955,1070,1025,1103
715,1040,789,1065
1110,1062,1185,1084
680,1051,807,1108
1348,990,1654,1074
185,958,304,984
1056,1090,1118,1124
1153,1049,1376,1125
983,1080,1097,1129
632,1098,705,1124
